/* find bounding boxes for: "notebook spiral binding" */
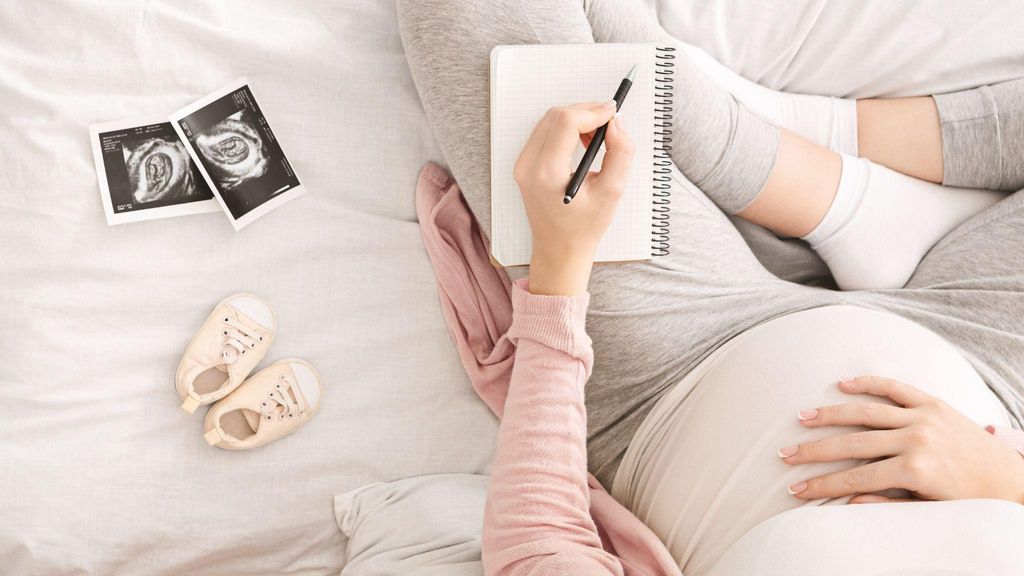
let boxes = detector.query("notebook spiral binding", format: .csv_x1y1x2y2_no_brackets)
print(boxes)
652,46,674,257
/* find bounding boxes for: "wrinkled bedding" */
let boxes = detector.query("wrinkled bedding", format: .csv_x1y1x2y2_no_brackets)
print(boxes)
1,1,1022,574
1,2,497,574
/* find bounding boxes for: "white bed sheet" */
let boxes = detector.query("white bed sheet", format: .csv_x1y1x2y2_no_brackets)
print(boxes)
0,2,498,575
647,0,1024,98
3,1,1023,575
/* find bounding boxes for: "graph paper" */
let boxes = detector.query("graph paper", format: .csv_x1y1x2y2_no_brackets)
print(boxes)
489,43,657,266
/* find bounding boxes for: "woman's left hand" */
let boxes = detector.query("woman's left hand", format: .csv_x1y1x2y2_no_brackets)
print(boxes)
780,376,1024,504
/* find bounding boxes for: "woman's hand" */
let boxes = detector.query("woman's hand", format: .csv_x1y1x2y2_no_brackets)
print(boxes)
513,101,634,296
780,376,1024,504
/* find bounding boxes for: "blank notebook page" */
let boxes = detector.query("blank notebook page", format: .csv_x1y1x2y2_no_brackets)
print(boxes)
490,43,656,266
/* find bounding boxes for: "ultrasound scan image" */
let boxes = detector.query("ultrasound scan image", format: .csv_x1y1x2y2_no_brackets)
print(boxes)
194,111,270,190
123,137,200,204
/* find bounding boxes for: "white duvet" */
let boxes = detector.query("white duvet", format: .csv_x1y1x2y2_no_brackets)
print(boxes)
1,1,1022,575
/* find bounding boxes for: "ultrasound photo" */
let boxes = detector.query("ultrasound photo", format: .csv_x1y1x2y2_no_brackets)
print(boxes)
171,79,304,230
89,117,219,225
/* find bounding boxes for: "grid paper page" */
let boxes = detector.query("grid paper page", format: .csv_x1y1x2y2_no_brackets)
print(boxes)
490,43,656,266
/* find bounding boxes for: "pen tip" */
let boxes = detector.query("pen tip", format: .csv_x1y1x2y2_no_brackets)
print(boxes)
563,195,572,205
627,64,637,82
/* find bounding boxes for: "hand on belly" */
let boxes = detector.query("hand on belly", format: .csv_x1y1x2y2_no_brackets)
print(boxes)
613,306,1016,575
780,375,1024,504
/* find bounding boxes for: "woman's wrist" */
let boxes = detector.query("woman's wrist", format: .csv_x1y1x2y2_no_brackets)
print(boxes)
528,247,595,296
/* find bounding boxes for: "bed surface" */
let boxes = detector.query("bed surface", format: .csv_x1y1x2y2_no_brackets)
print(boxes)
2,1,1022,574
0,2,498,574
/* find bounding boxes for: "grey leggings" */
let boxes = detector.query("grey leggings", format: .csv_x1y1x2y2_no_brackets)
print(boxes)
397,0,1024,487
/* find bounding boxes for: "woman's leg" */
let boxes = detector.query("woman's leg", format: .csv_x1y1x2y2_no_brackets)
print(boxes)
858,80,1024,193
708,500,1024,576
934,79,1024,191
396,1,593,239
677,37,1024,193
856,97,943,183
397,0,835,487
586,0,1006,292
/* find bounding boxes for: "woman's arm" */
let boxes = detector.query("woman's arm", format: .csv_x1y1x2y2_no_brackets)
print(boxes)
483,282,623,575
481,101,635,576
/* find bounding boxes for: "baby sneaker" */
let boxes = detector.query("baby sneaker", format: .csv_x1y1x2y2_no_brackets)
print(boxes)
176,293,276,414
202,359,322,449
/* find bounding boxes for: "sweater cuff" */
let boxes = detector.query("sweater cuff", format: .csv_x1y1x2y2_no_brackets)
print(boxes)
989,426,1024,458
507,279,592,370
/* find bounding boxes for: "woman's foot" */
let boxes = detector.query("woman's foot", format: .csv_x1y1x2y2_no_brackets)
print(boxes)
801,155,1004,290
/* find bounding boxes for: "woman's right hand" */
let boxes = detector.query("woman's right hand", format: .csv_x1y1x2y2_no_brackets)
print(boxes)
513,101,635,296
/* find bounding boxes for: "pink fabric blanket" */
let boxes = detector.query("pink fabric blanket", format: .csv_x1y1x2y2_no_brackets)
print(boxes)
415,162,682,576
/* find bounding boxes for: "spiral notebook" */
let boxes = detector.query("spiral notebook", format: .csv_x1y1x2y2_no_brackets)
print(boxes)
489,43,674,266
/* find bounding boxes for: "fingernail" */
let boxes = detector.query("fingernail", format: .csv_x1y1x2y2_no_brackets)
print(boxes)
798,409,818,421
603,100,617,109
788,481,807,495
839,376,855,383
778,445,798,458
614,112,623,128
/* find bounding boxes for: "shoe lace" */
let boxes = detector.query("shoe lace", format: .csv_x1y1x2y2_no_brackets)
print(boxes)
260,375,303,422
220,316,262,365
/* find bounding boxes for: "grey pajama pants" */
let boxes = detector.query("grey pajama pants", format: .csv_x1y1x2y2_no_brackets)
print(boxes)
396,0,1024,488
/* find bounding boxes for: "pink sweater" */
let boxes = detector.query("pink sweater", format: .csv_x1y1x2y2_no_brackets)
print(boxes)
414,162,1024,576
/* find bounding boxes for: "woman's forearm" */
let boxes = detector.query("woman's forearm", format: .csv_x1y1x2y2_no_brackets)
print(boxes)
482,282,624,576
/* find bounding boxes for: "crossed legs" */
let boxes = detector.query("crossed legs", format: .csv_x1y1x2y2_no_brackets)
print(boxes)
586,0,1022,292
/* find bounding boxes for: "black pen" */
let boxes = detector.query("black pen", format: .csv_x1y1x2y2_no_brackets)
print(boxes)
564,64,637,204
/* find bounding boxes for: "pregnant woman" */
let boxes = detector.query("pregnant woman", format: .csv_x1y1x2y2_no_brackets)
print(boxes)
400,1,1024,574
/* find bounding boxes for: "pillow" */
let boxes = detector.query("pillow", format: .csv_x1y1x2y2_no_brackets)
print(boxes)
334,474,488,575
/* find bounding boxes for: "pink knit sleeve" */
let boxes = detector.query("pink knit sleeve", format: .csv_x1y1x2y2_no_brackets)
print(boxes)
481,280,625,576
988,425,1024,458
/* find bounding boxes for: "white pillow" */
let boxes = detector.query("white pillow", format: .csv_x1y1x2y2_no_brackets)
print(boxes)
334,474,488,576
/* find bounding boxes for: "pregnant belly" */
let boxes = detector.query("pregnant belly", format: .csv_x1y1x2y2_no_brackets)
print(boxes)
611,305,1012,576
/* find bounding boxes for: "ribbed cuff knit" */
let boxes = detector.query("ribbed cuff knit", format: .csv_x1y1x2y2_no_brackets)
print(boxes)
934,79,1024,191
695,106,781,215
990,425,1024,459
507,279,593,375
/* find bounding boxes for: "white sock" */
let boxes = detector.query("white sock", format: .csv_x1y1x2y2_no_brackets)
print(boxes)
803,154,1005,290
680,43,859,156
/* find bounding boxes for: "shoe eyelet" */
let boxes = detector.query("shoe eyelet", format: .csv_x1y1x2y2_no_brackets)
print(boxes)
259,336,263,342
223,317,229,322
223,330,228,335
241,350,246,355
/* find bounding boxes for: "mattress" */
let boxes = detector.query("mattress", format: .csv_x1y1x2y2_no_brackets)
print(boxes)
2,1,1022,574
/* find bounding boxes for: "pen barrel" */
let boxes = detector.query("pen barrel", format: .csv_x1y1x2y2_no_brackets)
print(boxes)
612,78,633,109
563,76,634,202
576,123,607,169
